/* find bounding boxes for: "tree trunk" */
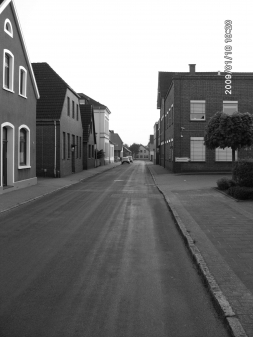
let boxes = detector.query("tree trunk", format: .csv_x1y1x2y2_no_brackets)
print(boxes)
232,148,236,162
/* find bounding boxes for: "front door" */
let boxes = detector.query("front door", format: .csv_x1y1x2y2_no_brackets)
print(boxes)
72,135,75,173
2,127,7,186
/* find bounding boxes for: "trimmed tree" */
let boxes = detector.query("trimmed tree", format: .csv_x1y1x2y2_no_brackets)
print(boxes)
129,143,140,157
204,111,253,162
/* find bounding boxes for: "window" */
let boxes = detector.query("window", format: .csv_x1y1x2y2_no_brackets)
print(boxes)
215,147,237,161
4,19,13,38
144,150,146,153
92,145,94,158
18,126,30,168
190,137,205,161
3,50,14,91
72,101,75,118
20,129,26,165
19,67,27,97
62,132,66,159
88,144,91,158
79,137,81,158
67,97,70,116
76,104,79,120
223,101,238,115
67,133,70,158
80,99,85,105
76,136,78,158
190,101,205,120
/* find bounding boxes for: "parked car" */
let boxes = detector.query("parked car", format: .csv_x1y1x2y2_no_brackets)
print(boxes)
128,156,133,163
122,157,130,164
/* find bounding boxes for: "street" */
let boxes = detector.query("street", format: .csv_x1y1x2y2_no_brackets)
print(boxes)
0,161,231,337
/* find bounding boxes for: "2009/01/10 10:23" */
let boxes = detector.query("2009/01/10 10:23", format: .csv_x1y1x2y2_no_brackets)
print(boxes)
224,20,232,95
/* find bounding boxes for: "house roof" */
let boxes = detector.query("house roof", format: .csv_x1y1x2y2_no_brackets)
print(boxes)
32,62,80,119
79,104,96,144
109,132,123,151
139,144,149,152
0,0,39,99
78,93,111,114
157,70,253,109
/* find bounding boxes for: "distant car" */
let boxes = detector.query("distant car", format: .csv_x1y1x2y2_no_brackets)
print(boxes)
121,157,130,164
128,156,133,163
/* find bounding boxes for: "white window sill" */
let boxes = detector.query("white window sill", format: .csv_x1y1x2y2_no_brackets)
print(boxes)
190,119,206,121
19,93,27,99
18,165,31,169
3,87,14,93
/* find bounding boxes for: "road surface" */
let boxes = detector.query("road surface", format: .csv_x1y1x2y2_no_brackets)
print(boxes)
0,161,231,337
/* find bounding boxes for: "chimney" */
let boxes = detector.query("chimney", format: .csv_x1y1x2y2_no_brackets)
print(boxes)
218,71,221,75
189,64,196,74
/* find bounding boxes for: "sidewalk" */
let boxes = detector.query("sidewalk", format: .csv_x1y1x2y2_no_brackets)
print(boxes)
0,162,121,214
147,163,253,337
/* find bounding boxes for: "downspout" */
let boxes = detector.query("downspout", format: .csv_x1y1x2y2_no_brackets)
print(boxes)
54,120,56,177
164,99,166,168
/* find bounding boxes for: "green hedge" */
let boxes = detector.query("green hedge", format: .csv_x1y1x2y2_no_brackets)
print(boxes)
228,186,253,200
217,178,236,190
232,159,253,187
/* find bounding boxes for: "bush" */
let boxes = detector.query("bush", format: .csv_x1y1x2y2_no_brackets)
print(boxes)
228,186,253,200
217,178,231,190
232,159,253,187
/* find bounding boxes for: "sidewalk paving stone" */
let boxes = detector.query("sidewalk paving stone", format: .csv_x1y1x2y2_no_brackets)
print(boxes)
0,162,121,213
147,162,253,337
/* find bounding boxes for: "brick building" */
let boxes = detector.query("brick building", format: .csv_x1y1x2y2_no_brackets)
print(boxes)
79,104,96,170
157,65,253,173
0,0,39,194
32,63,83,177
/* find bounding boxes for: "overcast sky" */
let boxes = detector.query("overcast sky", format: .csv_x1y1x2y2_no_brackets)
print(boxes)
15,0,253,146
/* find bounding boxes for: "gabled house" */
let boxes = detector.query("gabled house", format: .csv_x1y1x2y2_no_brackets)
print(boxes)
79,104,96,170
78,93,112,164
109,131,123,159
0,0,39,194
157,64,253,173
123,146,131,157
134,145,150,160
32,63,83,177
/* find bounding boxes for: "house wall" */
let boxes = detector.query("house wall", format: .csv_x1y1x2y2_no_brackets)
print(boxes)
36,89,83,178
94,108,110,164
83,127,96,170
165,76,253,173
0,4,37,193
135,145,150,160
60,89,83,177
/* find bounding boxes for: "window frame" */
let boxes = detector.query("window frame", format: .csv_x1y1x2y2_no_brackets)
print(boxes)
76,104,79,121
3,49,14,92
18,125,31,169
67,97,70,116
215,147,238,162
62,132,66,160
190,137,206,162
4,19,13,38
19,66,27,98
72,101,75,119
67,133,70,158
223,101,238,115
190,100,206,121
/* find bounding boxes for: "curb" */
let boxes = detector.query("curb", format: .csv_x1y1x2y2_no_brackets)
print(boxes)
147,165,248,337
0,164,120,215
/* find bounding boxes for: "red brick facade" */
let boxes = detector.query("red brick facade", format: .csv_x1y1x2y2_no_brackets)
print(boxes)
158,72,253,173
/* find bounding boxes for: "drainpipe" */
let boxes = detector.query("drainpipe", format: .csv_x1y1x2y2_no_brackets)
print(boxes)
54,120,57,177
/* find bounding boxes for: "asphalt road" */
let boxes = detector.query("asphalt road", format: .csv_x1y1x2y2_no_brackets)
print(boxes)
0,161,231,337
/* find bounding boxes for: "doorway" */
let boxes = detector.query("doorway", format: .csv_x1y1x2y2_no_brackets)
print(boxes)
2,127,7,186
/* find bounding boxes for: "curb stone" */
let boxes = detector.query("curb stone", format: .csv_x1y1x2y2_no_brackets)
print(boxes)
147,165,248,337
0,165,119,215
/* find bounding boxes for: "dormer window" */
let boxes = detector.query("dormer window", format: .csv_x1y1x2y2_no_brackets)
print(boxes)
79,99,85,105
4,19,13,38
